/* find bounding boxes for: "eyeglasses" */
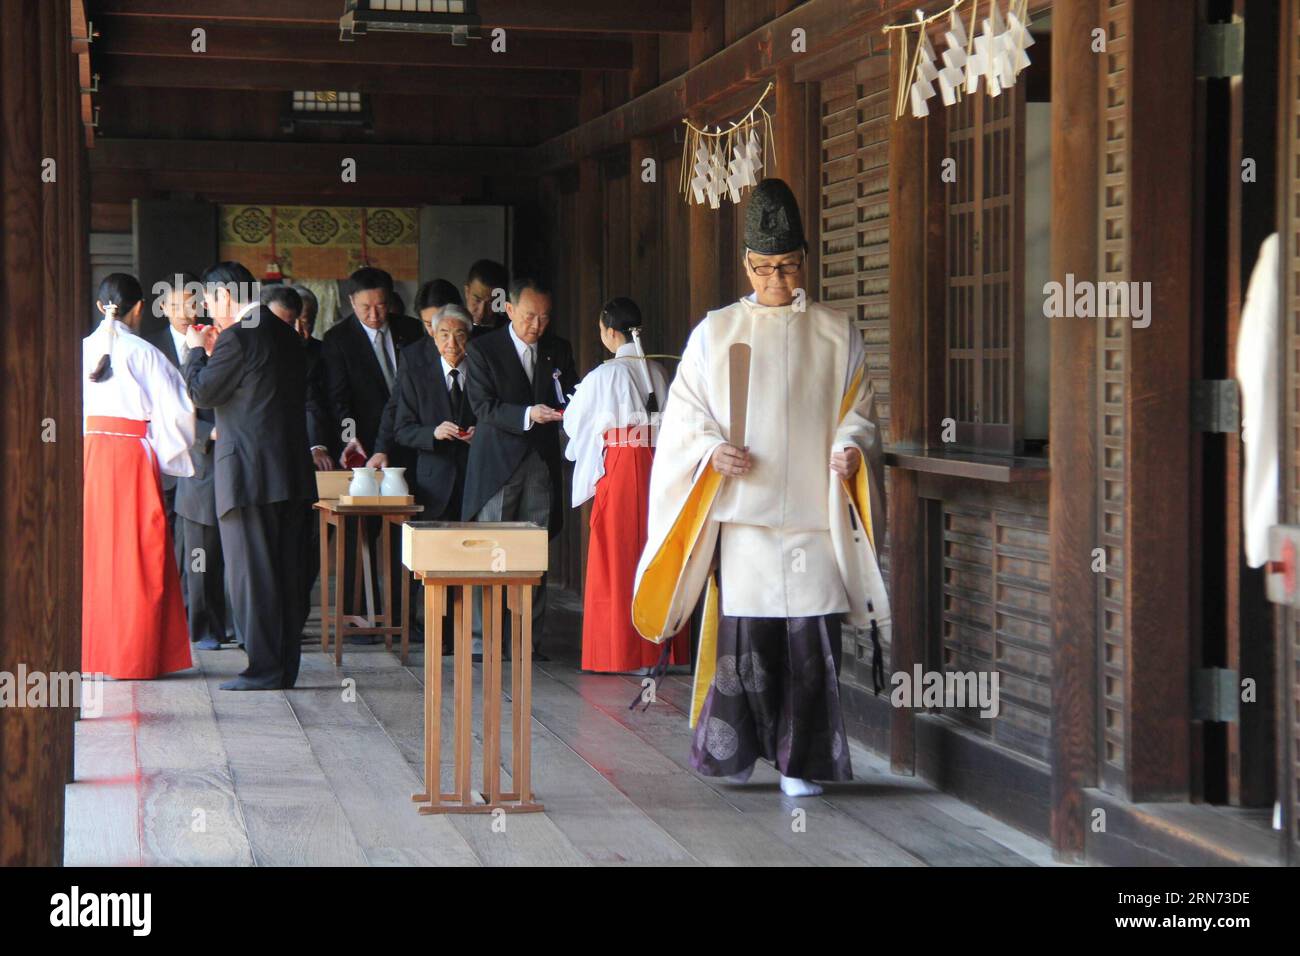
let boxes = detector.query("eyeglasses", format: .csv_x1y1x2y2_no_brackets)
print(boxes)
745,254,804,277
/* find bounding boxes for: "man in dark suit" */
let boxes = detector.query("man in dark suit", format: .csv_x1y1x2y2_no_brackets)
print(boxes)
288,285,337,472
464,259,509,340
462,277,577,659
143,273,201,578
175,399,226,650
184,262,317,691
323,266,424,467
392,303,477,520
322,267,423,630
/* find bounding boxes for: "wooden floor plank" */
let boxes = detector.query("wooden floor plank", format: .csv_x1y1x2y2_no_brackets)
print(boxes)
197,649,370,867
131,676,254,866
63,587,1060,867
392,643,698,866
288,651,482,866
537,666,925,866
325,647,590,866
611,665,1039,866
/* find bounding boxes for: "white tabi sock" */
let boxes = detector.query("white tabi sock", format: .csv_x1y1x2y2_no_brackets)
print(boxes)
779,775,823,797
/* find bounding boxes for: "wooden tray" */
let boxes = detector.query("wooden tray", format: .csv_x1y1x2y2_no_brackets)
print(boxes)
338,494,416,506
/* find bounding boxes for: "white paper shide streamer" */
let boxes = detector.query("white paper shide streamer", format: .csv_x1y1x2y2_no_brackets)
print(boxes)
889,0,1035,120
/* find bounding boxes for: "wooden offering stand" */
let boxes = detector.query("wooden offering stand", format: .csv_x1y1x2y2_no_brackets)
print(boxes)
314,471,423,664
403,521,547,815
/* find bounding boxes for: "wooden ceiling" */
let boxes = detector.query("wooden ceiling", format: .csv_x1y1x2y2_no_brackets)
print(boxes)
86,0,692,110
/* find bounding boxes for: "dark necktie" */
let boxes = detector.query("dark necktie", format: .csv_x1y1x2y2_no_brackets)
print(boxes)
448,367,464,424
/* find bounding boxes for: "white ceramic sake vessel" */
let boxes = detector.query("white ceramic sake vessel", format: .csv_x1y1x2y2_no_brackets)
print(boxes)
349,467,380,497
379,467,409,497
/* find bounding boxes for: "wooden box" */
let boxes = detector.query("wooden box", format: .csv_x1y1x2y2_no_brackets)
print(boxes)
315,470,354,500
402,521,548,575
338,495,416,506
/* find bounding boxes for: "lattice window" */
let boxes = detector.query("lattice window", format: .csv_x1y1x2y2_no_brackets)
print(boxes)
944,87,1024,453
940,502,1052,762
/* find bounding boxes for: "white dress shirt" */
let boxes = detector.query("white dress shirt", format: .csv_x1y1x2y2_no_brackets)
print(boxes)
169,325,190,366
441,355,466,392
361,319,398,376
507,322,538,431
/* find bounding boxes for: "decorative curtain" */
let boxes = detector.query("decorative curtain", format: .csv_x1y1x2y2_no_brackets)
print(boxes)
218,205,420,284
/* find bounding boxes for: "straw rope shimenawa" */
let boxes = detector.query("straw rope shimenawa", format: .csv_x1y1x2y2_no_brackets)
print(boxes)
679,81,777,208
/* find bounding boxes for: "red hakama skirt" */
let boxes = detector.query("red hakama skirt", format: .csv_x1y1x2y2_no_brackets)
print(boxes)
82,416,193,679
581,429,690,673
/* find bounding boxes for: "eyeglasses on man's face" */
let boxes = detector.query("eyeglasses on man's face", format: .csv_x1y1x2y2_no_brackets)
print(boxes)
745,254,804,277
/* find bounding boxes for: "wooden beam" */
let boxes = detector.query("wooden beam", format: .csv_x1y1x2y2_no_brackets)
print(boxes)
535,0,891,170
91,168,487,205
89,138,534,179
91,0,693,33
1048,0,1100,861
885,27,921,778
96,54,581,98
94,17,633,71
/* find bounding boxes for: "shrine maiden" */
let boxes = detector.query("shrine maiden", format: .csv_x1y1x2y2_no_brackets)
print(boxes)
82,273,196,679
632,179,890,797
563,298,689,673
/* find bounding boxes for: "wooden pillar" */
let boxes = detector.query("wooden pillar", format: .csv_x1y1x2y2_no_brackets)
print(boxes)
0,0,85,866
1048,0,1101,859
1275,0,1300,863
1121,0,1195,801
629,36,661,330
774,71,807,216
576,72,606,376
886,33,924,777
688,0,725,325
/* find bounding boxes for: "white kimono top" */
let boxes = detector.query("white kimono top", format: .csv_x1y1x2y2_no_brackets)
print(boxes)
562,341,671,508
82,316,196,478
633,295,888,624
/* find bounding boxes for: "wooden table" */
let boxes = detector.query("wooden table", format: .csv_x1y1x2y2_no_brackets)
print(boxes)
315,499,424,665
411,571,544,815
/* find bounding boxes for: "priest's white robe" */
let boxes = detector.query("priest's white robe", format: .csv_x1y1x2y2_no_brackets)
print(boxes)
631,295,889,724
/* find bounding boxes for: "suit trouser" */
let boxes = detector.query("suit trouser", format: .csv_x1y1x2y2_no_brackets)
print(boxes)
472,450,551,653
180,516,227,644
218,500,311,688
163,484,187,603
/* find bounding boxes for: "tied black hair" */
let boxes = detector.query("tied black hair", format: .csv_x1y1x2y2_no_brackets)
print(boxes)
89,273,143,383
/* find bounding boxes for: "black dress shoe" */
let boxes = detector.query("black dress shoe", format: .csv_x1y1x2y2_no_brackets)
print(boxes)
533,651,549,662
346,634,383,645
219,677,278,691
